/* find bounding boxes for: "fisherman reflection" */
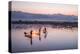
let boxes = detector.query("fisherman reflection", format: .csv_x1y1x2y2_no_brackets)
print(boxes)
43,27,47,38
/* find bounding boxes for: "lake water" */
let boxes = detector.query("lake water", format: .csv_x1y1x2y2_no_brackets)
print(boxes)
11,24,78,52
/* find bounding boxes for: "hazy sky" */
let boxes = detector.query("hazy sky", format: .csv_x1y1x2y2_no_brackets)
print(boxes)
11,1,78,16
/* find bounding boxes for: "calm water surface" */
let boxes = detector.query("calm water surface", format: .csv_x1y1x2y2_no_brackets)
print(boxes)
11,24,78,52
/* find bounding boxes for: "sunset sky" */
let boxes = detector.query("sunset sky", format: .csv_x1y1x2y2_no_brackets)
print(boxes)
11,1,78,16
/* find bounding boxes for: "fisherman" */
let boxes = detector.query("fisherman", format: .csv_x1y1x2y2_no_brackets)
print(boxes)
43,27,47,38
30,30,33,45
24,32,27,36
39,28,41,40
43,27,47,33
39,28,41,35
30,30,33,36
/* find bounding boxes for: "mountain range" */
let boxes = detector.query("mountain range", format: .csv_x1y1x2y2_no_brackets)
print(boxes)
10,11,78,22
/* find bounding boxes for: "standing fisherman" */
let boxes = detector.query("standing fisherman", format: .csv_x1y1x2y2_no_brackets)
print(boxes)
43,27,47,33
43,27,47,38
39,28,41,40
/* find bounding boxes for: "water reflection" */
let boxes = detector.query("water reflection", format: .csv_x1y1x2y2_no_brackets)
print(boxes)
11,24,78,52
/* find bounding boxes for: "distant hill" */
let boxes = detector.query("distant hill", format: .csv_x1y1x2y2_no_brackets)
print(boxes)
10,11,78,22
